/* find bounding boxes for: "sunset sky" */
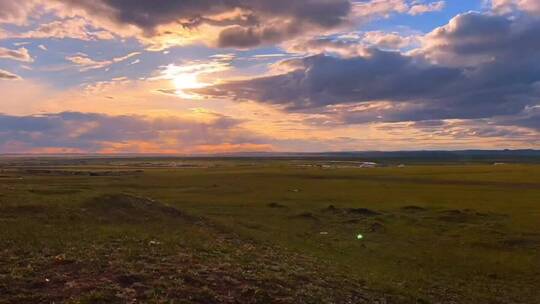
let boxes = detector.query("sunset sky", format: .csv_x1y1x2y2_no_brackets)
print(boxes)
0,0,539,154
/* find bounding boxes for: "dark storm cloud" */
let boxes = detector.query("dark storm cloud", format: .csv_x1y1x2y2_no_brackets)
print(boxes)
0,112,268,152
197,49,460,108
57,0,352,48
498,107,540,131
218,26,263,48
197,12,540,128
197,49,531,120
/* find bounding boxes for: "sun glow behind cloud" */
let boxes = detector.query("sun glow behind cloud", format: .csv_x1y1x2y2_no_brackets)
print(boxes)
160,60,232,99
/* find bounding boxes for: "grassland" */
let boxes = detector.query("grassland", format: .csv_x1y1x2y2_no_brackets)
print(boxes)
0,158,539,303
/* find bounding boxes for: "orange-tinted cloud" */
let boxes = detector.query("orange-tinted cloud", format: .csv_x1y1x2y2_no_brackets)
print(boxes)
0,46,33,62
0,111,272,154
0,68,21,80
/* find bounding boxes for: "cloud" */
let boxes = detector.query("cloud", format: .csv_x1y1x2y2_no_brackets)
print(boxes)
285,31,418,58
0,68,21,80
43,0,354,49
6,110,519,153
408,1,445,15
417,12,540,67
303,102,540,139
0,0,448,49
65,51,140,71
156,57,233,99
0,0,39,24
13,17,115,41
197,11,540,130
352,0,445,18
0,111,273,154
363,31,419,49
519,0,540,14
407,118,538,143
196,50,464,112
497,106,540,131
285,36,369,57
0,46,33,62
352,0,409,17
491,0,540,15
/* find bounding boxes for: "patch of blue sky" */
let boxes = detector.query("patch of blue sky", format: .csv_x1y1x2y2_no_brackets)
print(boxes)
363,1,486,33
1,37,143,88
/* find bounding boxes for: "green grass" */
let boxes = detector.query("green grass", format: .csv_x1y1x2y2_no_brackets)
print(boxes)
0,160,539,303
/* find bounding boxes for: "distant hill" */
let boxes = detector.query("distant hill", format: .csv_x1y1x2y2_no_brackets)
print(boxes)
210,150,540,162
1,150,539,163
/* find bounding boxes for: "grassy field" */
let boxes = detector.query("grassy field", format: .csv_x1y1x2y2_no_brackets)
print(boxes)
0,158,539,303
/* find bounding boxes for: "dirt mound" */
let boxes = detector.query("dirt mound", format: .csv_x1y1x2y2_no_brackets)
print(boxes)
323,205,380,217
437,209,494,223
346,208,380,216
368,222,386,233
267,202,287,208
290,212,319,221
82,194,184,222
323,204,341,213
401,205,427,212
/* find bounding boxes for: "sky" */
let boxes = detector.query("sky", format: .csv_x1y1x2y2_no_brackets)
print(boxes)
0,0,539,154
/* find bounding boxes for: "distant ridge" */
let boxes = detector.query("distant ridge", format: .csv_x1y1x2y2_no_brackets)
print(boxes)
210,150,540,163
1,150,539,163
210,149,540,157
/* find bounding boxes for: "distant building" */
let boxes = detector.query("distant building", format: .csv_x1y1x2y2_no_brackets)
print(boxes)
357,162,377,168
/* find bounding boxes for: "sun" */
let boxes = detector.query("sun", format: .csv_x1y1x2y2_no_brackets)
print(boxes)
173,72,206,98
161,61,231,99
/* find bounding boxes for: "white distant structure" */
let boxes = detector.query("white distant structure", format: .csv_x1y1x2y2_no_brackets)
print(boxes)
493,162,506,166
357,162,378,168
398,164,406,168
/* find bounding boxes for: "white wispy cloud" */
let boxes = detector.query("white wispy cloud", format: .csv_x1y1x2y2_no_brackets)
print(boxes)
65,52,141,71
0,46,33,62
